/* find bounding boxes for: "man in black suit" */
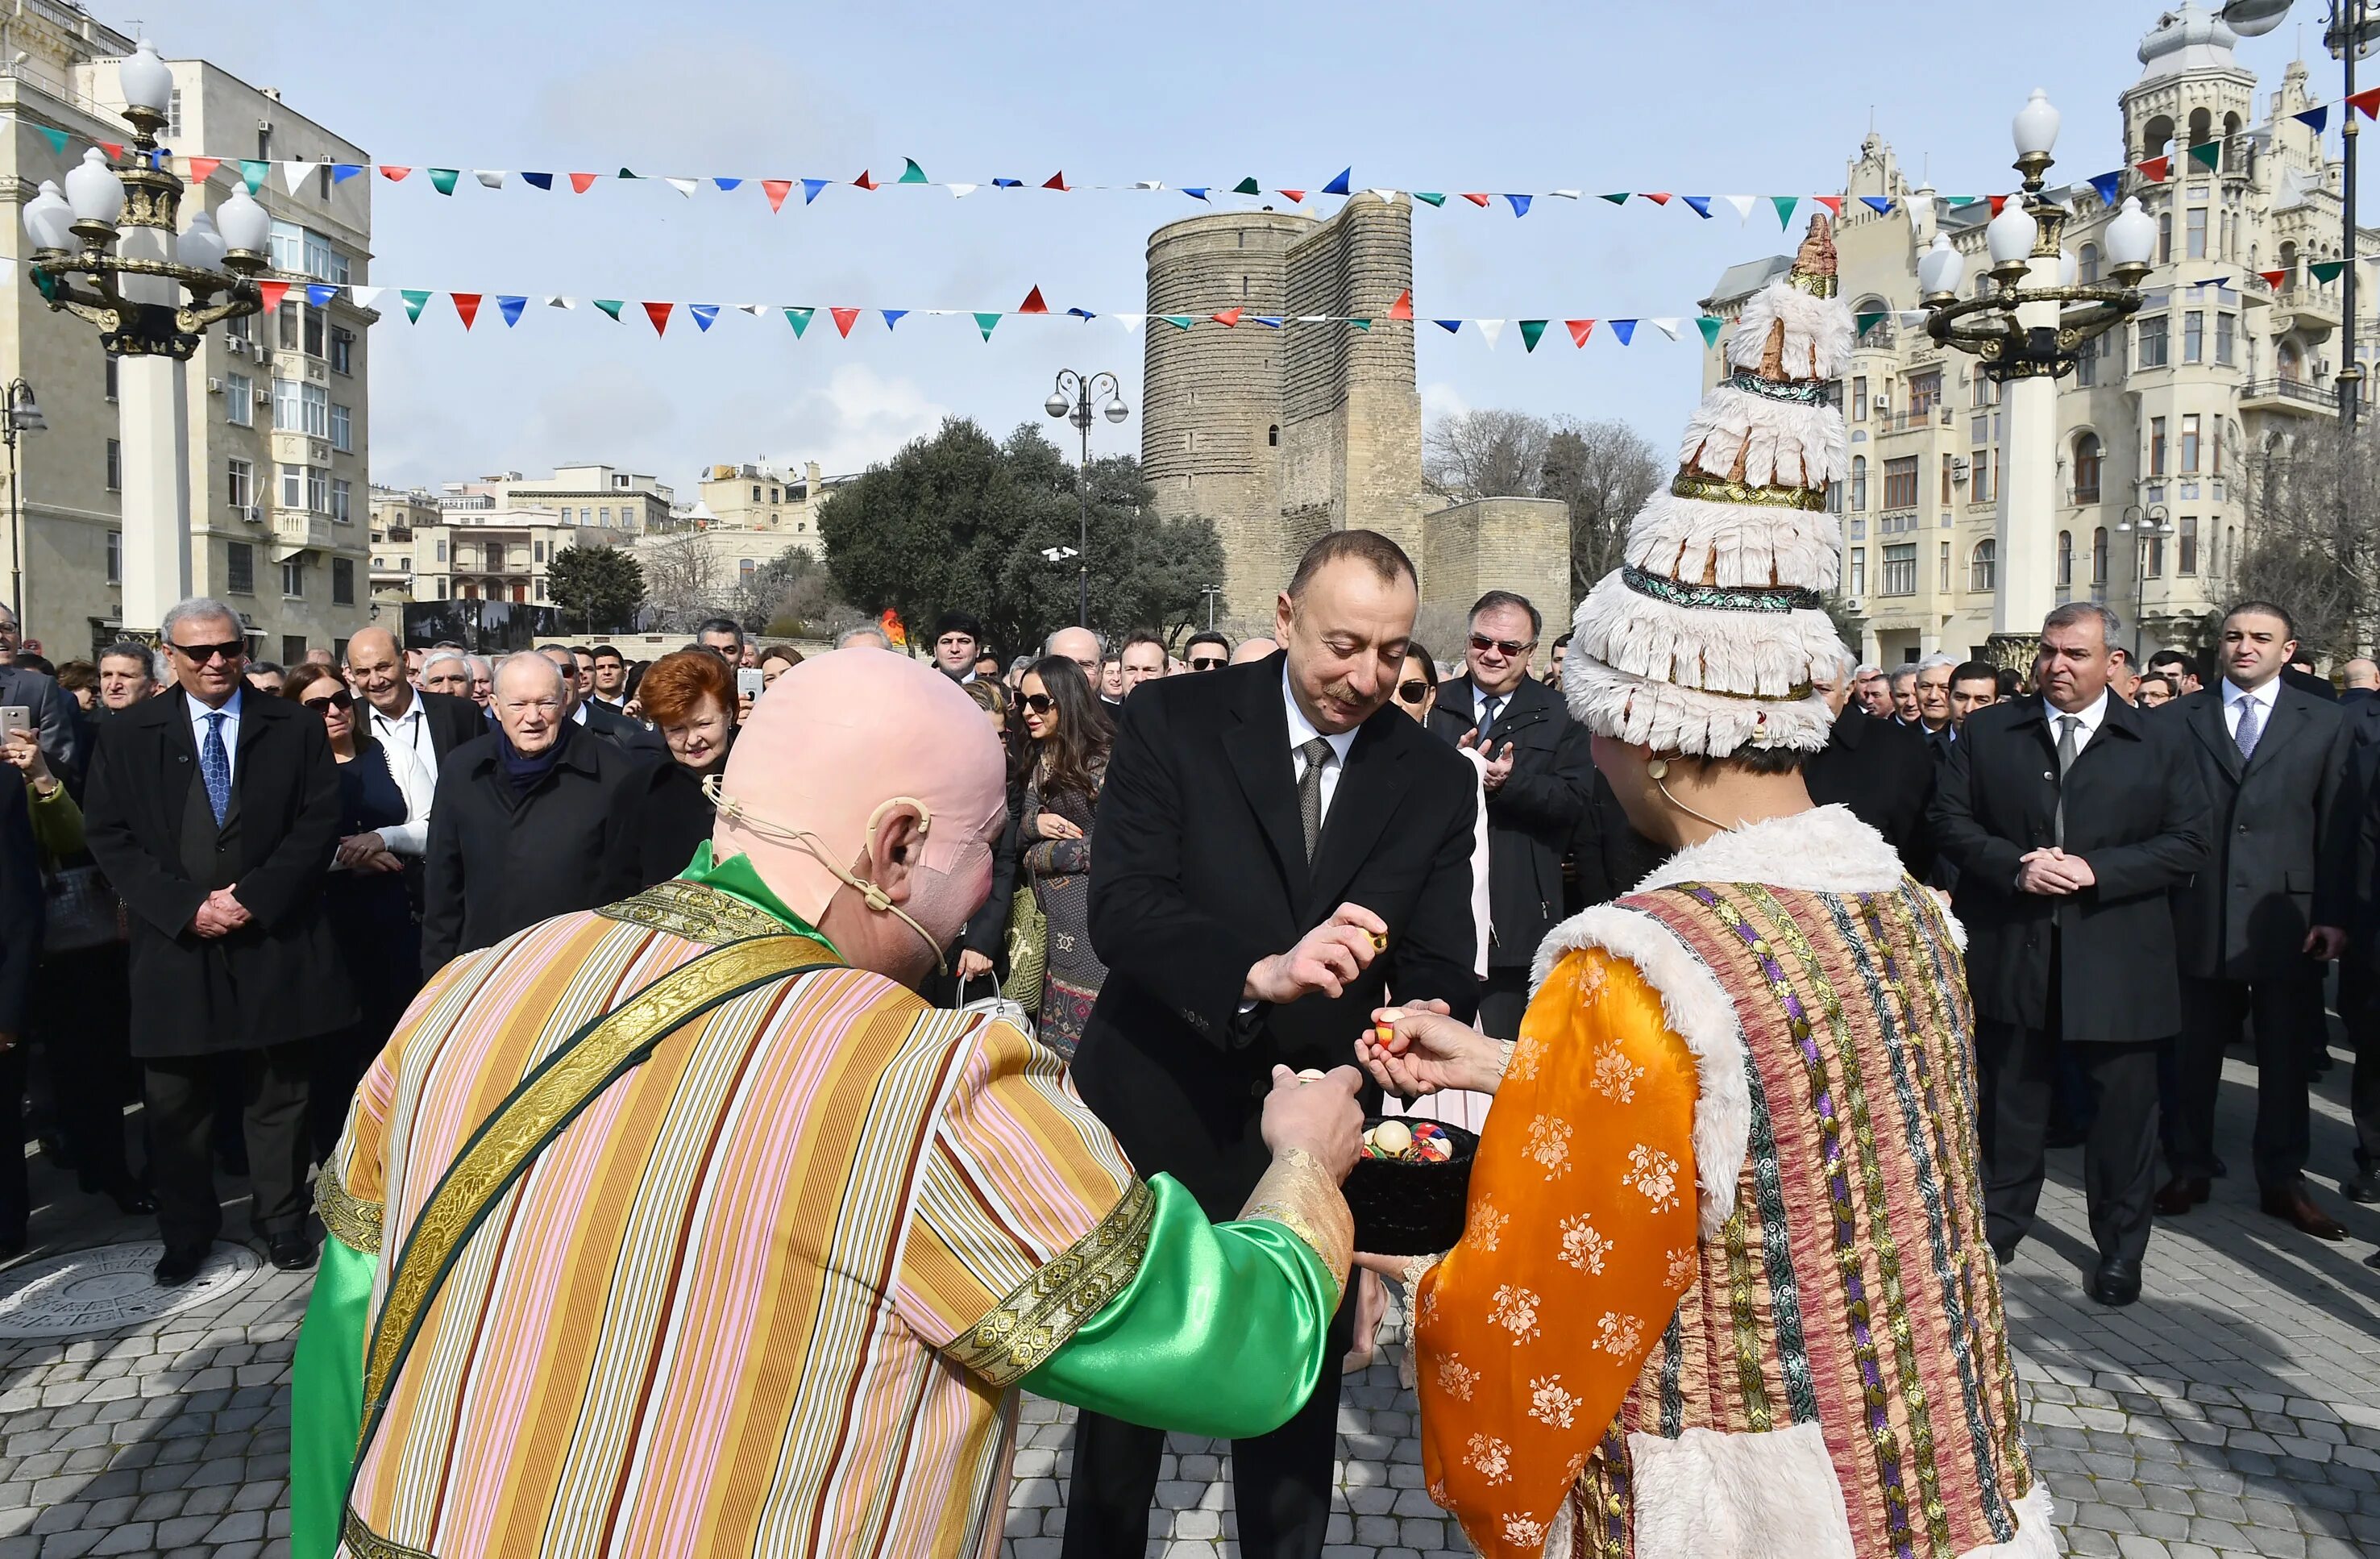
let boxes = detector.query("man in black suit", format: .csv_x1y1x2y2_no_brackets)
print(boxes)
1063,530,1479,1559
2156,602,2357,1240
538,643,666,756
1805,646,1936,878
2343,692,2380,1211
81,597,355,1285
1931,602,2209,1307
1424,588,1591,1039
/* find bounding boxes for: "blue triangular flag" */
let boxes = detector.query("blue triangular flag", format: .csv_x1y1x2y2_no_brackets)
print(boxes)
713,177,741,192
1252,315,1286,328
35,125,67,156
881,309,908,329
1506,193,1532,217
521,172,554,191
993,177,1024,189
1066,307,1099,320
1435,319,1464,334
1683,195,1713,218
800,178,829,204
305,284,339,308
2089,171,2122,207
496,295,527,327
1183,187,1210,202
1859,195,1892,214
690,304,720,332
330,164,363,185
1609,319,1638,344
2296,106,2330,135
1322,167,1352,196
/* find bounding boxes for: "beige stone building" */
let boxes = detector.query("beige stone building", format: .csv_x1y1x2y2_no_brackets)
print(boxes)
379,502,629,608
439,463,675,538
694,460,835,555
2,3,373,662
1703,4,2379,669
367,484,436,605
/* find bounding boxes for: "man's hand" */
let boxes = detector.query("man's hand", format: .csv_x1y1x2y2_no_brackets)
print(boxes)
359,849,406,875
335,831,389,869
954,948,995,983
1244,903,1387,1004
1358,1005,1507,1098
1260,1064,1366,1183
2017,848,2091,896
206,887,251,931
1457,730,1518,792
2307,924,2349,962
191,899,233,938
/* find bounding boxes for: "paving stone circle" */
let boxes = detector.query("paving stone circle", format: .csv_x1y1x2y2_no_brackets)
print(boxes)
0,1240,260,1339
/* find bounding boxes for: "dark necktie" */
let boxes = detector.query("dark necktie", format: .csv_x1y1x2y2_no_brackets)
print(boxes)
2052,714,2079,848
1479,695,1503,736
201,711,231,826
1295,737,1334,862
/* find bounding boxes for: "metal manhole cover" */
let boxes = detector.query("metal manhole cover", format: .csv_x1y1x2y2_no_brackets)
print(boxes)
0,1241,262,1338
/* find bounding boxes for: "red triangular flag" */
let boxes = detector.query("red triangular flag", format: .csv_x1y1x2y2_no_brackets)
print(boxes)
451,293,481,330
1042,171,1069,190
2350,86,2380,119
642,301,673,335
1640,192,1673,206
2136,156,2170,181
185,156,222,184
1387,289,1413,321
1018,285,1049,314
97,141,123,161
256,281,290,314
830,307,861,337
564,172,598,193
2260,268,2288,288
1986,194,2008,217
762,179,792,213
1211,308,1244,326
1459,192,1491,207
854,169,878,189
1565,318,1596,347
1812,195,1842,215
1278,189,1306,203
378,165,412,181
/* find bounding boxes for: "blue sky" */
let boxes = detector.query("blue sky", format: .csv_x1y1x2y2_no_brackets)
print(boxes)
158,1,2351,493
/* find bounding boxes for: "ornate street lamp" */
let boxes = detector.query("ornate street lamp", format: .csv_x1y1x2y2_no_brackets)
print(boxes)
2119,503,2175,656
2,380,41,628
1921,90,2156,380
1043,369,1129,629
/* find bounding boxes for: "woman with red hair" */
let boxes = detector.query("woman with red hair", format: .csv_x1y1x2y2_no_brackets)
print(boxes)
636,649,738,883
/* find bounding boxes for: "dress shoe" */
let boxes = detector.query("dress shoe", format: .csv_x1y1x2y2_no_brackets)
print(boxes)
153,1245,209,1287
1991,1241,2017,1266
2261,1185,2349,1241
2345,1169,2380,1204
2154,1177,2210,1216
2088,1256,2142,1307
266,1232,316,1272
94,1179,156,1217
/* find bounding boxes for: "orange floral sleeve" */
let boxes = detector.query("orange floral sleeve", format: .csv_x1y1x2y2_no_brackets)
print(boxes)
1414,946,1701,1557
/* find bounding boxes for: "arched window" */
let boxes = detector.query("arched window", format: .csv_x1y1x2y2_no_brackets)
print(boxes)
1267,424,1279,447
2079,243,2101,284
1970,538,1997,593
2057,530,2074,587
2280,239,2300,289
2091,526,2109,587
2278,341,2303,382
2187,107,2213,153
2073,432,2103,501
1852,294,1892,347
1850,455,1868,510
2141,114,2175,163
2223,112,2243,171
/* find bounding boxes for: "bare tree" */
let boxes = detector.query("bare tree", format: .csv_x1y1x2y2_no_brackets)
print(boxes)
1542,416,1664,602
2233,419,2380,659
640,534,726,632
1423,408,1553,501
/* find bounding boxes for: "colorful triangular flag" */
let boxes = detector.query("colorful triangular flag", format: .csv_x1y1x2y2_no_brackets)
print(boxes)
1812,195,1842,216
400,289,430,322
1859,194,1891,214
1019,285,1049,314
1252,315,1284,328
1043,171,1069,190
305,284,338,308
1722,195,1756,222
1458,192,1490,207
1160,314,1194,329
186,155,222,185
881,310,908,330
1279,189,1306,203
974,312,1001,340
1434,319,1463,334
1770,195,1797,227
496,296,527,327
853,169,878,190
617,168,640,180
569,173,599,193
784,306,814,336
1609,319,1638,345
472,170,506,190
1649,318,1684,341
1565,319,1595,347
2136,156,2170,182
801,178,829,204
351,286,384,310
713,177,741,192
1387,289,1413,321
2187,142,2221,172
257,281,291,314
380,164,412,182
1067,307,1098,320
899,157,928,184
1697,316,1723,347
1683,196,1713,219
427,168,459,196
451,293,481,329
690,304,720,332
2089,171,2121,206
1232,177,1261,195
1518,319,1548,352
2259,268,2287,288
831,307,860,337
1640,192,1672,206
642,301,673,334
761,179,792,213
665,177,699,197
949,183,978,197
992,177,1024,189
592,299,626,320
239,160,269,193
545,296,575,310
2296,106,2330,135
1600,193,1630,206
521,172,554,191
1854,310,1888,335
1506,193,1533,217
1183,187,1210,202
1322,167,1351,196
1477,319,1505,348
2352,86,2380,119
2311,259,2348,283
33,125,66,156
1211,307,1243,326
1986,195,2008,216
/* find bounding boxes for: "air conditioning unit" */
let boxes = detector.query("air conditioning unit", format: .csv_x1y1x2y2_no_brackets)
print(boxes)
1950,458,1971,482
244,505,264,524
253,388,271,407
205,377,223,394
1873,396,1892,410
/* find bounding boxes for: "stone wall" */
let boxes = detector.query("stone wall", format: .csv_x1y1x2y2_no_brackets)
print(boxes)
1415,497,1573,651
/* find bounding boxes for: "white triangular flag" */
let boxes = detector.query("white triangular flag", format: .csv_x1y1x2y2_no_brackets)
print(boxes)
473,170,505,189
1297,314,1330,323
281,161,313,196
1548,189,1581,201
1134,180,1164,190
1896,310,1929,328
1369,188,1400,204
1476,319,1506,348
348,285,384,310
1114,313,1146,331
1722,195,1757,222
948,182,978,197
665,177,698,197
546,296,577,310
737,303,765,316
1649,318,1683,341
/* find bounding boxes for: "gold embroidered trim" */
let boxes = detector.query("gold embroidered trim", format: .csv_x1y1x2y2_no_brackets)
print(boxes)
947,1177,1156,1387
343,1508,434,1559
1240,1146,1354,1304
1788,270,1839,299
1669,469,1830,511
596,879,790,945
314,1162,383,1255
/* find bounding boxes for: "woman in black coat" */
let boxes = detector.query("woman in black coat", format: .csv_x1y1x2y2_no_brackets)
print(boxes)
634,649,737,886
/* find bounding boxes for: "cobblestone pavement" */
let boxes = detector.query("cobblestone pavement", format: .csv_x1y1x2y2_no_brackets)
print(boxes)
3,1043,2378,1558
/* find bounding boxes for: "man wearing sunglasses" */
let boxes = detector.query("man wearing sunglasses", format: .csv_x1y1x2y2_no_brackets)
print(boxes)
1424,589,1597,1043
1183,630,1232,672
81,597,355,1287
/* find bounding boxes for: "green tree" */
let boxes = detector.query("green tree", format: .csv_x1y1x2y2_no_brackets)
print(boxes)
544,543,644,634
820,418,1223,657
734,545,862,639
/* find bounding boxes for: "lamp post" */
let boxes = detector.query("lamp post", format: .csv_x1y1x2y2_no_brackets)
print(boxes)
2119,501,2175,656
22,38,267,638
1922,89,2154,667
1043,369,1129,629
2,380,44,628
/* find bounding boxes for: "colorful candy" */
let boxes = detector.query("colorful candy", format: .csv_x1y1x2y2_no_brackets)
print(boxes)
1361,1118,1455,1163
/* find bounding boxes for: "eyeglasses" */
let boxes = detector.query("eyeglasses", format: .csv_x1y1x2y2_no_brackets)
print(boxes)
301,688,354,713
1396,680,1431,705
170,638,244,664
1470,633,1535,659
1188,655,1227,670
1021,692,1057,715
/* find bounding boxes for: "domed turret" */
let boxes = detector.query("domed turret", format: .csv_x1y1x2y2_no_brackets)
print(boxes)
2137,3,2241,83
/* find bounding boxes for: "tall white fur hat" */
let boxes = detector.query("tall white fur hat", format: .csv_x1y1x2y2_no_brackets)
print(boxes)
1566,216,1849,756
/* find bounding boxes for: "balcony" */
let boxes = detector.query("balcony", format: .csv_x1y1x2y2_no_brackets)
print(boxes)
1879,408,1950,434
271,509,333,559
2272,288,2341,338
2240,377,2340,416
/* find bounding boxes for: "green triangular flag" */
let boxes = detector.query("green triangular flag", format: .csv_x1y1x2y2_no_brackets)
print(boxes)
29,268,56,302
1518,319,1548,353
1411,191,1446,207
400,289,430,322
1697,316,1723,347
239,160,269,194
1854,310,1888,335
1232,177,1260,195
2311,259,2348,284
1599,192,1630,206
900,158,929,184
427,168,459,196
618,168,640,180
1945,195,1979,206
2187,141,2221,171
1769,195,1798,227
1161,314,1195,329
973,312,1002,340
35,126,67,156
1348,318,1372,331
783,306,814,337
592,298,625,320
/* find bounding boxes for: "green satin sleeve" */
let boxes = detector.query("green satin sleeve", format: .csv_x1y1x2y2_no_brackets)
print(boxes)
290,1234,376,1559
1017,1172,1335,1441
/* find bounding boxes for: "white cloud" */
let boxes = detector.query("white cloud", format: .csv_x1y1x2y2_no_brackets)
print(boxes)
785,365,951,477
1421,380,1471,426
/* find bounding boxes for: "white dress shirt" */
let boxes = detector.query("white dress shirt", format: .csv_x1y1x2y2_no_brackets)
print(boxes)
2220,676,2279,742
187,686,243,785
1282,667,1358,825
2041,688,2111,755
365,692,438,855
